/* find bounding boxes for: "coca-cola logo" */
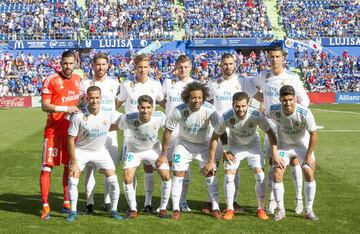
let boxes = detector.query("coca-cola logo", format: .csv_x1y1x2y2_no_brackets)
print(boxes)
0,97,28,107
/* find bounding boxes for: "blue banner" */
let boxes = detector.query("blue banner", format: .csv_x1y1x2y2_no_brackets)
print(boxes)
312,37,360,47
8,40,77,50
8,39,152,50
188,38,277,48
336,92,360,103
80,39,151,49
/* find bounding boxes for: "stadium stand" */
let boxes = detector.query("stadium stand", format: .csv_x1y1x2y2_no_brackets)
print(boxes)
183,0,274,39
83,0,175,40
278,0,360,38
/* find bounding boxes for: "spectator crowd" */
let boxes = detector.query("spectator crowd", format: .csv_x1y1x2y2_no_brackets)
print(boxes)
278,0,360,38
296,48,360,92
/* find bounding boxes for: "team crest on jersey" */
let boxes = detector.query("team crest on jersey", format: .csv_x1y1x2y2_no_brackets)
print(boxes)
171,79,176,86
153,124,157,130
276,112,281,119
102,120,108,126
248,122,254,128
280,81,285,86
236,84,240,90
134,120,140,128
130,82,135,89
83,115,88,121
295,121,301,127
184,110,189,118
230,118,235,125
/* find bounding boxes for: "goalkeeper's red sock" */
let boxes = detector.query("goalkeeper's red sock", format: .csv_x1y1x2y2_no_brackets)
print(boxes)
63,166,69,202
40,170,51,205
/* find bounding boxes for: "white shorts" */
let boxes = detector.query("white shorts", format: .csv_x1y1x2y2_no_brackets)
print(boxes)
75,148,115,171
172,140,217,172
276,143,315,167
123,145,169,170
105,131,119,165
224,144,263,170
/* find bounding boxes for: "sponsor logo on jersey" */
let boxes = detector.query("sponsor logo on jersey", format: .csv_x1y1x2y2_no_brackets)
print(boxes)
266,72,271,80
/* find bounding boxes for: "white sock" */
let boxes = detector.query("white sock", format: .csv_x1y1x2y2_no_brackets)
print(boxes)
180,168,191,204
267,165,275,202
273,182,285,213
106,175,120,211
304,180,316,214
68,177,79,212
206,176,220,211
224,174,235,210
171,176,183,211
124,182,137,211
291,165,303,200
84,166,96,205
255,172,266,209
160,180,171,210
103,176,111,204
144,172,154,207
233,170,240,203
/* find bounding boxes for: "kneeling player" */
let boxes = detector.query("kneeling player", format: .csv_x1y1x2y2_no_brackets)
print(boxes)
209,92,277,220
67,86,122,222
117,95,171,219
269,85,318,221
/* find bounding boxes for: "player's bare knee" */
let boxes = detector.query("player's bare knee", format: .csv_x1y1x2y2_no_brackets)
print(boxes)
143,164,154,173
253,167,263,174
103,169,116,177
290,157,299,166
158,169,171,181
273,168,284,183
123,169,135,184
302,166,315,182
173,171,185,177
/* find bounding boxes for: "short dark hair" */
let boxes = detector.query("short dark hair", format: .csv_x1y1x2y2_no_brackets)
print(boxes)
87,85,101,95
279,85,295,97
93,53,109,64
221,53,234,62
61,50,77,60
232,92,249,103
181,81,209,103
138,95,153,106
269,46,285,55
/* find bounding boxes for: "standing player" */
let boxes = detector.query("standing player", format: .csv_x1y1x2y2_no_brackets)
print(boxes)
117,54,164,213
80,53,121,214
117,95,171,219
159,82,221,220
207,53,259,213
253,46,310,214
269,85,318,221
208,92,276,220
162,55,194,212
39,50,81,219
67,86,122,222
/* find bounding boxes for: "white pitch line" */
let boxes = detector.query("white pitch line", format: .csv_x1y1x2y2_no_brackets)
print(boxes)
317,129,360,132
311,108,360,115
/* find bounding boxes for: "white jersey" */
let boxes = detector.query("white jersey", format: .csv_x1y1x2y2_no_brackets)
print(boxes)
215,107,271,147
209,74,258,115
80,77,120,113
254,69,310,116
166,102,219,144
68,110,121,151
269,104,317,145
162,77,194,117
118,111,166,152
117,78,164,114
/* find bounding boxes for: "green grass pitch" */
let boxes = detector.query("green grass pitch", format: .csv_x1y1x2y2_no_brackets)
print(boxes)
0,104,359,233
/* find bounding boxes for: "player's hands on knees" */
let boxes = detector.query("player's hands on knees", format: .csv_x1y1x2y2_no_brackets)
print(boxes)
156,154,168,168
303,157,316,171
70,162,80,177
272,156,285,170
223,151,236,165
203,161,215,176
67,106,80,114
